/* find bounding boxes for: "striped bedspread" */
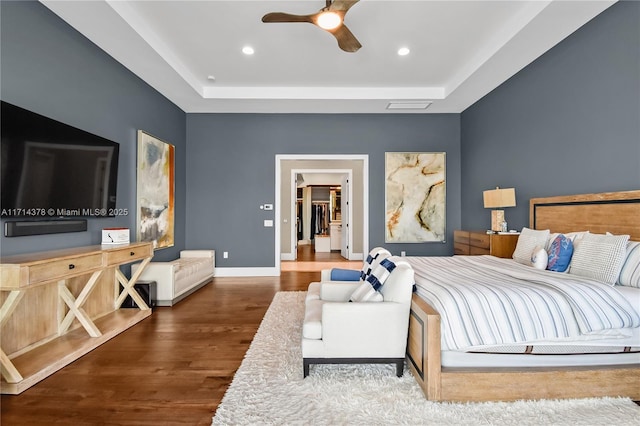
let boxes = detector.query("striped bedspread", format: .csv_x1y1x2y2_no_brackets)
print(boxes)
407,256,640,351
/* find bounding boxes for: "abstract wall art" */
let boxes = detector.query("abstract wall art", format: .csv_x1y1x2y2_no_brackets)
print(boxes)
385,152,446,243
136,130,175,249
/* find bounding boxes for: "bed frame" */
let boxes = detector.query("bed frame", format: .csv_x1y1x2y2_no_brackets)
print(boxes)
406,190,640,401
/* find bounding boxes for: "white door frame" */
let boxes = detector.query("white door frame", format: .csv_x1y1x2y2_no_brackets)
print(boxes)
275,154,369,275
288,169,352,261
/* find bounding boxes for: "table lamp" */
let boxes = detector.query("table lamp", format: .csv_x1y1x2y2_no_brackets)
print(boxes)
483,187,516,232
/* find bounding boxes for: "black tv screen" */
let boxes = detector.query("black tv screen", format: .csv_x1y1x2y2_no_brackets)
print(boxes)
1,101,119,218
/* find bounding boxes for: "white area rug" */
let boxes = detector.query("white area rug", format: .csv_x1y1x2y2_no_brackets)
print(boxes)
212,291,640,426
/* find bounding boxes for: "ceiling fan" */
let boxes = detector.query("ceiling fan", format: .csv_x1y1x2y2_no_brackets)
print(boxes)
262,0,362,53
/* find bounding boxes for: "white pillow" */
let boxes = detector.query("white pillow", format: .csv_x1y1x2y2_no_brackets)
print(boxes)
531,246,548,270
617,241,640,288
513,227,550,265
565,231,590,250
569,233,630,284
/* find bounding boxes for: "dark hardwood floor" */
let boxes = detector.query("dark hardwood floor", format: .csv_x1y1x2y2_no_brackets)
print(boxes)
0,246,351,425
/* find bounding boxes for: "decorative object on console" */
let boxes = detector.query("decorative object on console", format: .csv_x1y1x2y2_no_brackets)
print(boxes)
483,187,516,232
101,227,130,245
385,152,446,243
136,130,175,250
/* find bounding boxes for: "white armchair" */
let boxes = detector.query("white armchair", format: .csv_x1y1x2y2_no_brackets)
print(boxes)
302,256,414,377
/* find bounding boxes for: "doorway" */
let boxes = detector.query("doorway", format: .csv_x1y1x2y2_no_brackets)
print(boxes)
275,155,369,275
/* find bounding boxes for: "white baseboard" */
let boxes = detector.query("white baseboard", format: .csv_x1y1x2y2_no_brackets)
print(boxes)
349,252,364,261
281,253,295,261
214,267,280,277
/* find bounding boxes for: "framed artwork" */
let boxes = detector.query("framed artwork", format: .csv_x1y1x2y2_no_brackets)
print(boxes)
385,152,446,243
136,130,175,249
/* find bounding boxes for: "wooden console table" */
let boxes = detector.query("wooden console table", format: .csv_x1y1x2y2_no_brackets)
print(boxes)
0,242,153,394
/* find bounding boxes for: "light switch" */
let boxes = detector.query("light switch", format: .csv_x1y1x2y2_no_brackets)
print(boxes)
264,219,273,227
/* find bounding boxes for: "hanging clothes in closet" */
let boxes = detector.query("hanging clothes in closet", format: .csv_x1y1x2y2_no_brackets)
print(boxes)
310,202,329,238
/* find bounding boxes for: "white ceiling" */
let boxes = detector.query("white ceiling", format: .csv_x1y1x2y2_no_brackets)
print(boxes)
40,0,615,114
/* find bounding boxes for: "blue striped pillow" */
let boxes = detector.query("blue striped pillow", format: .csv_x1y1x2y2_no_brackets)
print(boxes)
350,258,396,302
358,248,390,281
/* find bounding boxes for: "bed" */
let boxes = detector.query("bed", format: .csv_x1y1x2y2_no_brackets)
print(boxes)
405,190,640,401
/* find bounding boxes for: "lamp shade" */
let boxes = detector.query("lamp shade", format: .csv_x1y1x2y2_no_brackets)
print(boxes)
483,187,516,208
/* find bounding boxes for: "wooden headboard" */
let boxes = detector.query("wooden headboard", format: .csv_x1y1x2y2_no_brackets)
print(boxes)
530,190,640,241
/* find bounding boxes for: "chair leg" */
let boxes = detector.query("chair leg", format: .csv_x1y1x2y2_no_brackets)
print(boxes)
395,359,404,377
303,359,310,378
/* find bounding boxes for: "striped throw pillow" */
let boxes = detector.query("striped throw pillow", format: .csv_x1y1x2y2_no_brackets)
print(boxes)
350,258,396,302
617,241,640,288
359,248,391,281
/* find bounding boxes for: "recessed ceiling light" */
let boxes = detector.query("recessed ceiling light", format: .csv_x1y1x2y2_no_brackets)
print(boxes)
397,47,410,56
242,46,255,55
207,75,216,81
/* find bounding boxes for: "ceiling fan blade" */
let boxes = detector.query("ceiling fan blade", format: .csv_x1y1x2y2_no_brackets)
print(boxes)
327,24,362,52
328,0,360,13
262,12,315,24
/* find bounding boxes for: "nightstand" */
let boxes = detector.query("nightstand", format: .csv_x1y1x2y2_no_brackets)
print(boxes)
454,230,519,258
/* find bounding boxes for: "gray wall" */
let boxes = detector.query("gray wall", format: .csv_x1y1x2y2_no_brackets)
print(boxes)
460,1,640,231
186,114,461,267
0,1,186,260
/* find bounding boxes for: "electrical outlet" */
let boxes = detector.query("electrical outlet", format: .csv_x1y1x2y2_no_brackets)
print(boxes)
401,251,406,257
223,251,228,259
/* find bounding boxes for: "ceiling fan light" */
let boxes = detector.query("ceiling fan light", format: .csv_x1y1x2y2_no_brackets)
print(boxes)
317,11,342,30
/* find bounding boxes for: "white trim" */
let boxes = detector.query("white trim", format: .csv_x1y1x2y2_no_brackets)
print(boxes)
275,154,369,273
214,267,279,277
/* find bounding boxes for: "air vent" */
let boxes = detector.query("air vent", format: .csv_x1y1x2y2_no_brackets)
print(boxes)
386,101,432,110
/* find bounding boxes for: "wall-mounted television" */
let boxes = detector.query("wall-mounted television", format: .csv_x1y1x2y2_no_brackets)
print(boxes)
1,101,120,218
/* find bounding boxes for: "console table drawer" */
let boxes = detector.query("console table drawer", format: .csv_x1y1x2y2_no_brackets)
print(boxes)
105,245,153,266
28,253,103,285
